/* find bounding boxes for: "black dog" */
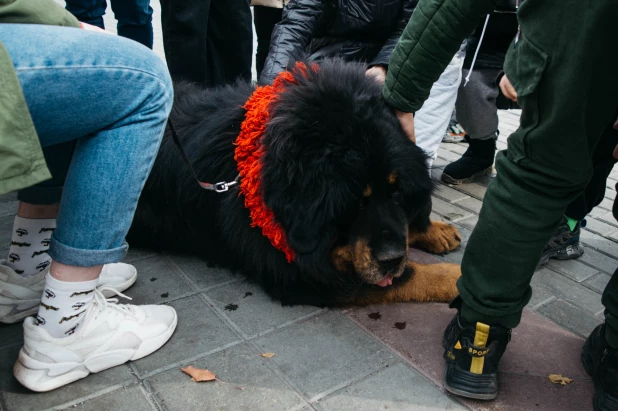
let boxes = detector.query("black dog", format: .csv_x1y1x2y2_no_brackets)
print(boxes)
128,60,461,307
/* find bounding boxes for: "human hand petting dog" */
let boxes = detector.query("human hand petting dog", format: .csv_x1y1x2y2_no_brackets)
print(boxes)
366,65,387,85
395,110,416,144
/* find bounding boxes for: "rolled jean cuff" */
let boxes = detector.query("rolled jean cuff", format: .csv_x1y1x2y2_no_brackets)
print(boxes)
48,235,128,267
461,302,523,329
17,185,63,205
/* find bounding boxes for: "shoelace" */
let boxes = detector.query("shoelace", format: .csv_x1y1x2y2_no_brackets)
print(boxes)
92,286,138,320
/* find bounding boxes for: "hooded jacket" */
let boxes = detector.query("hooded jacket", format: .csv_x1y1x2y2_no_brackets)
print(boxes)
259,0,417,84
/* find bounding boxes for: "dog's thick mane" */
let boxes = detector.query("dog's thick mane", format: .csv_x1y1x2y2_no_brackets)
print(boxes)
129,59,433,306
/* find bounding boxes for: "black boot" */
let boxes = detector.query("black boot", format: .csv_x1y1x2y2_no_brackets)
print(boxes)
443,298,512,400
582,323,618,411
441,135,496,185
539,215,585,265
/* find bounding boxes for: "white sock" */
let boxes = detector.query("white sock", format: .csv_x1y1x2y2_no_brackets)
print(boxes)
36,274,97,338
6,216,55,277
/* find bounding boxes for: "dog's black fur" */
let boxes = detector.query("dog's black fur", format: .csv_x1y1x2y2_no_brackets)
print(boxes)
128,60,440,307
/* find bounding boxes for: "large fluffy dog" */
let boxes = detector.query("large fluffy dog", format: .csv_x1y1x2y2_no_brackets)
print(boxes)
128,60,462,307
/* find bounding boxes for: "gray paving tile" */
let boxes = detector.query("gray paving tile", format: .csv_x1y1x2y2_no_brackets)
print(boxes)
123,256,194,305
430,197,471,223
545,259,599,283
0,346,136,411
132,294,241,376
584,217,617,236
66,385,157,411
537,299,602,338
578,247,618,275
431,157,449,169
315,362,467,411
432,185,470,203
168,254,237,289
122,247,157,264
0,322,24,351
584,273,612,294
0,215,14,252
599,198,614,211
598,211,618,228
254,311,394,400
580,230,618,258
207,280,322,339
446,143,467,155
0,201,17,218
438,248,464,264
0,193,17,204
148,344,304,411
453,183,487,199
436,148,461,162
457,215,478,231
453,196,483,214
526,284,556,310
531,268,604,314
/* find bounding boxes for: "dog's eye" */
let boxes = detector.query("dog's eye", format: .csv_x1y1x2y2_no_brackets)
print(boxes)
392,191,402,205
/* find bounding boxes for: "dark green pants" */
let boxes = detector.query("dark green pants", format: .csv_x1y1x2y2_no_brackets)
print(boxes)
458,0,618,348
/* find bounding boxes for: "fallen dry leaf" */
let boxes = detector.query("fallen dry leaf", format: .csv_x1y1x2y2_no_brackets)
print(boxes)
181,366,216,382
260,353,275,358
548,373,574,385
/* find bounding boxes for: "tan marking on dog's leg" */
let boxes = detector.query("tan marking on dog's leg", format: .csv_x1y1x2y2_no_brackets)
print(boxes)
332,245,354,272
352,262,461,305
387,171,397,184
408,220,462,254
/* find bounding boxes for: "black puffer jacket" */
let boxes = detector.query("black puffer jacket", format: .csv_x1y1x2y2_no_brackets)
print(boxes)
259,0,418,84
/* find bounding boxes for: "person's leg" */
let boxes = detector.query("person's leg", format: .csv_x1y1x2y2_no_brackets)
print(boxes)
1,24,176,392
110,0,154,49
581,268,618,410
2,143,139,324
414,50,465,169
160,0,211,83
206,0,253,86
441,68,500,184
540,120,618,264
443,0,618,401
254,5,283,78
65,0,108,29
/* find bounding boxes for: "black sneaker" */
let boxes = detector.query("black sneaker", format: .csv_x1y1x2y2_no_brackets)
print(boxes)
539,216,585,265
441,136,496,185
443,299,512,400
582,324,618,411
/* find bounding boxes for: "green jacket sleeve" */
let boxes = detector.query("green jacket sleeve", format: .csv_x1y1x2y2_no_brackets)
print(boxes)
0,0,79,27
382,0,507,113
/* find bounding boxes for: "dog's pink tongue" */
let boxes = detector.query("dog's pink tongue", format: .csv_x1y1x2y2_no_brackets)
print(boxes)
376,276,393,287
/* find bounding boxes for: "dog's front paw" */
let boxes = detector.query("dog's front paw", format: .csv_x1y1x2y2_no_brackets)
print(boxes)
409,221,462,254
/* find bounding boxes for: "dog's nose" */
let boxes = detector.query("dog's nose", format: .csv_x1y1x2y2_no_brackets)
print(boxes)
377,255,405,273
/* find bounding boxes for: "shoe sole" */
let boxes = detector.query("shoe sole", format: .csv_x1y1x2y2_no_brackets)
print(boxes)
441,166,494,185
443,376,499,400
13,311,177,392
0,271,137,325
538,245,584,266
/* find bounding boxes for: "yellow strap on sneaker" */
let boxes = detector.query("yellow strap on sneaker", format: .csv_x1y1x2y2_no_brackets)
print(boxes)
470,322,490,374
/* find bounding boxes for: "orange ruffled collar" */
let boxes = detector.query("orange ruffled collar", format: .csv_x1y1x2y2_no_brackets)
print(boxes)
233,63,317,263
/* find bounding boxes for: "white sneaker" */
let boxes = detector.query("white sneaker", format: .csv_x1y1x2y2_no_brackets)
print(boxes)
0,261,138,324
14,287,177,392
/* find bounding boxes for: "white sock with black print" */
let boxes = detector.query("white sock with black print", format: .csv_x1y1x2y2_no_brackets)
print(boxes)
36,274,97,338
6,216,55,277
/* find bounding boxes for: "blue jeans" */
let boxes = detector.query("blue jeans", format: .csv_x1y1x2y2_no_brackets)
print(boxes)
0,24,173,266
65,0,154,49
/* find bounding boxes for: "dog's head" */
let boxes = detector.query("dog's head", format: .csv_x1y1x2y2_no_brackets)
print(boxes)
259,60,432,286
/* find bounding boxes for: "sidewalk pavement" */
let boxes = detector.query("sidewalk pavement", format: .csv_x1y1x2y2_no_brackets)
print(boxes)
1,4,616,410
